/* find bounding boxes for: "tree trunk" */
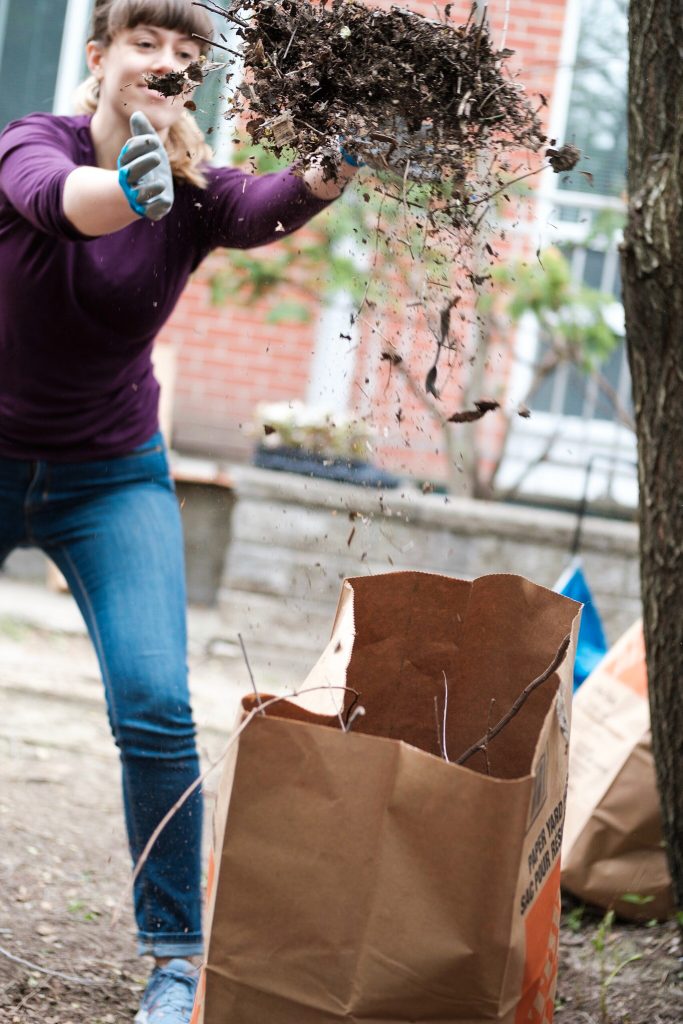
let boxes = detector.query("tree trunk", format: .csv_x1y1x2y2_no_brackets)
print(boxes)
622,0,683,905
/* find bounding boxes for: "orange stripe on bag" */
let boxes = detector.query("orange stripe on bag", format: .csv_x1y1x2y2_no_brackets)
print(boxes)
189,971,205,1024
515,861,562,1024
189,849,215,1023
205,847,216,904
606,620,647,697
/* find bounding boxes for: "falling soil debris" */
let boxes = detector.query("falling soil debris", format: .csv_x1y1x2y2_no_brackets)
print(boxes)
146,3,584,422
239,0,544,178
191,0,552,221
145,57,225,97
546,143,581,173
447,399,500,423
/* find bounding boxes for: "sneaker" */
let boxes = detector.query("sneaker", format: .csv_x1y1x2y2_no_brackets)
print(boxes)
134,958,199,1024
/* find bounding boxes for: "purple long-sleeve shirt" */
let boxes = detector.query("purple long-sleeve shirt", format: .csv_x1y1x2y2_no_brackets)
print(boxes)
0,113,330,461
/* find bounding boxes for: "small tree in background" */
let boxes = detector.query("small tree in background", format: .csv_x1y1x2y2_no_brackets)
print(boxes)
475,246,630,498
212,149,626,497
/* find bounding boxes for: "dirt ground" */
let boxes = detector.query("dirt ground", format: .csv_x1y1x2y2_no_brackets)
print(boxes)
1,595,681,1023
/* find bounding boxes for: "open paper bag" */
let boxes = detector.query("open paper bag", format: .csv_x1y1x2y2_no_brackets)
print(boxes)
561,619,675,921
193,572,580,1024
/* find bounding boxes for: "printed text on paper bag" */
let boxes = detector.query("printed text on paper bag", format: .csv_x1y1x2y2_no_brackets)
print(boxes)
520,796,565,915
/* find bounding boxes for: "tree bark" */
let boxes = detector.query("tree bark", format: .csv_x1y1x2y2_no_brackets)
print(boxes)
622,0,683,904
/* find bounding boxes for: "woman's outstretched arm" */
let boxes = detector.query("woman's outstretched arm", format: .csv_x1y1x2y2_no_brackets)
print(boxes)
62,167,139,236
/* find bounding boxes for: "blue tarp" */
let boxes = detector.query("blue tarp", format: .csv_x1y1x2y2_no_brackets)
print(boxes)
554,558,609,692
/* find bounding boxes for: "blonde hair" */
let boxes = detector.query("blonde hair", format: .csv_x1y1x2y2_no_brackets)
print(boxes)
76,0,216,188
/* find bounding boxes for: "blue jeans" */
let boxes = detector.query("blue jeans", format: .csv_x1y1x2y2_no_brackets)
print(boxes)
0,433,203,957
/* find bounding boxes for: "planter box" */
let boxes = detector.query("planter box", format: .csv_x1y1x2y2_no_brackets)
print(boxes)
253,444,400,488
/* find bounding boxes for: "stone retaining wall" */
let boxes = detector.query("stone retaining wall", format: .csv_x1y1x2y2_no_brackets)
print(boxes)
1,463,640,682
218,466,640,678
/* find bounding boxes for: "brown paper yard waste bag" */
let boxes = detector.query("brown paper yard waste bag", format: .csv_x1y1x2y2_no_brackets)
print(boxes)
561,619,675,921
192,572,581,1024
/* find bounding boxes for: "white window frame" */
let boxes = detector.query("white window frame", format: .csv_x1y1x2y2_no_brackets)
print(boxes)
53,0,92,114
496,0,636,510
0,2,10,60
0,0,81,119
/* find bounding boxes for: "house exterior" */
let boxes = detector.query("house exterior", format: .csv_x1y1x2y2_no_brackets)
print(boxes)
0,0,633,509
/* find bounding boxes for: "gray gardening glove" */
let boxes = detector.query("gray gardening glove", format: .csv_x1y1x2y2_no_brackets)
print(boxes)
117,111,174,221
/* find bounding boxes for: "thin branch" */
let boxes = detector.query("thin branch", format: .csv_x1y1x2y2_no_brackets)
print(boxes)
592,367,636,431
191,32,242,57
455,634,571,766
484,697,496,775
433,673,450,761
237,632,264,714
292,116,327,138
282,23,299,61
471,162,550,232
500,0,511,51
0,945,103,987
345,704,366,731
193,1,251,30
434,696,444,758
441,671,450,762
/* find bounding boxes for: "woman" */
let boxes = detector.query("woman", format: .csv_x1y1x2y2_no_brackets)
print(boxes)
0,1,358,1021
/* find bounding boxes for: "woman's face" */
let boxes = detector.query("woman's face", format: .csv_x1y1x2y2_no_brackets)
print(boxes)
87,24,202,135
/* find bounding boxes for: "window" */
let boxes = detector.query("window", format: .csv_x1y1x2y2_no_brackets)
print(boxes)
557,0,627,201
498,0,635,511
0,0,70,128
0,1,235,148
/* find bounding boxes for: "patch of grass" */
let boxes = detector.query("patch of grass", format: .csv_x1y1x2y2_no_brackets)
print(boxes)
564,904,585,933
66,899,101,922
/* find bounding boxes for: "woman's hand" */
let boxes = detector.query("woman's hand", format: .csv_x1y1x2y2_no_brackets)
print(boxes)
117,112,174,222
62,111,174,236
303,147,360,200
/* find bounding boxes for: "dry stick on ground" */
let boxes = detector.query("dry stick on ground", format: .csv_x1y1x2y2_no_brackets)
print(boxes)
455,633,571,766
112,685,360,927
0,945,104,988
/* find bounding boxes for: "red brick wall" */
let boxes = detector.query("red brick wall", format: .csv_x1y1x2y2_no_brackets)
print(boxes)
161,250,320,458
161,0,570,484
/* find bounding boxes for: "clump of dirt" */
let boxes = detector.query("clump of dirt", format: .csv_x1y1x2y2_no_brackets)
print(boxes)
547,143,581,173
145,57,226,109
222,0,548,199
